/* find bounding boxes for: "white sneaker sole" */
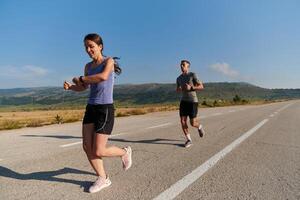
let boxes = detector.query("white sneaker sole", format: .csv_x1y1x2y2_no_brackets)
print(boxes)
89,180,112,193
124,146,132,170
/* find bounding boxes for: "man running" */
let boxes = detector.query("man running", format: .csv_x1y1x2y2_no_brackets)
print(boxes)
176,60,205,148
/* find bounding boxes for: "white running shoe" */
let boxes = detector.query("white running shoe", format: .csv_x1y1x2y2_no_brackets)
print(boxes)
89,176,111,193
198,125,205,138
122,146,132,170
185,140,192,148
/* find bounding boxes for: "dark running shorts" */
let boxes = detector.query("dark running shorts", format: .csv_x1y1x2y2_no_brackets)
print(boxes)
179,101,198,119
83,104,114,135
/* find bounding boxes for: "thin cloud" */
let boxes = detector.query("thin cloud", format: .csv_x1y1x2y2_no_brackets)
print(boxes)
209,62,239,78
0,65,48,79
23,65,47,76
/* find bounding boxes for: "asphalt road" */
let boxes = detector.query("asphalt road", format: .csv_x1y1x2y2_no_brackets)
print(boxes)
0,101,299,200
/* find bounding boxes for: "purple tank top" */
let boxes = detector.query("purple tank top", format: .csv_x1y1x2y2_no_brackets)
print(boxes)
87,59,114,105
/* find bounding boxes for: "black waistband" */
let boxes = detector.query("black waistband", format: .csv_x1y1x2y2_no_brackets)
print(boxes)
87,103,114,108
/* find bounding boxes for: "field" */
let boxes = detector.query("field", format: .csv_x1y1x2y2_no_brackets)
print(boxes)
0,99,284,131
0,105,179,130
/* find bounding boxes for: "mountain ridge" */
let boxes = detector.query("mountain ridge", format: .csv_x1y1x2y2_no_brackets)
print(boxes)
0,82,299,106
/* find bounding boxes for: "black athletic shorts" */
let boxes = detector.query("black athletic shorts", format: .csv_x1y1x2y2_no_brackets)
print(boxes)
179,101,198,119
83,104,114,135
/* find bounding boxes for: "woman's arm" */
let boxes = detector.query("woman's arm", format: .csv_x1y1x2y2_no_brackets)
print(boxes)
63,64,89,92
78,58,114,84
64,81,87,91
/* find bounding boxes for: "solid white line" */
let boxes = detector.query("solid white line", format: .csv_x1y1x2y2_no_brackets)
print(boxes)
60,141,82,148
211,112,222,116
146,123,172,129
153,119,269,200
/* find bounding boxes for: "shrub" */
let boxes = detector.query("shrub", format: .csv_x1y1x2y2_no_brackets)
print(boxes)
54,114,63,124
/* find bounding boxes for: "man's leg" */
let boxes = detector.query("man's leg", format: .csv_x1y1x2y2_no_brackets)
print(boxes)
180,116,192,147
190,102,205,137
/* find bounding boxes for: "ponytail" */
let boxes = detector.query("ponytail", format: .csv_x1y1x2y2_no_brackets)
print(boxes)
113,57,122,75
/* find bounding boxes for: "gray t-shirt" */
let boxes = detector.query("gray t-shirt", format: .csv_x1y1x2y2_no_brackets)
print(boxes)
176,72,201,102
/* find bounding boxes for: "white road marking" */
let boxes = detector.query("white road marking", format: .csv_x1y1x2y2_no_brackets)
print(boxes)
60,103,293,148
60,141,82,148
277,103,292,112
270,114,274,117
60,123,172,148
211,112,222,116
0,159,3,161
146,123,172,129
110,132,129,138
153,119,269,200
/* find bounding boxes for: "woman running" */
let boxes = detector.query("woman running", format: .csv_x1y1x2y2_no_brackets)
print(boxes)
64,33,132,193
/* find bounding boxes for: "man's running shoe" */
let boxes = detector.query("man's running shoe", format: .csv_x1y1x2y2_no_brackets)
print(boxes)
185,140,192,148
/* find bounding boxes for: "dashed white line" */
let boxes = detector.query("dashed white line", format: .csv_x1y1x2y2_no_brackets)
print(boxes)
60,141,82,148
60,103,293,149
211,112,222,116
146,123,172,129
60,123,173,148
153,119,269,200
111,132,129,138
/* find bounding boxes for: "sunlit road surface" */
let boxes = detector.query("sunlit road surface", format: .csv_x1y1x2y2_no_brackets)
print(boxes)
0,101,299,200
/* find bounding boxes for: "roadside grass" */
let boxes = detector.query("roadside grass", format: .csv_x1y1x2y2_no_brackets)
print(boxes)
0,106,178,130
0,99,284,131
0,110,84,130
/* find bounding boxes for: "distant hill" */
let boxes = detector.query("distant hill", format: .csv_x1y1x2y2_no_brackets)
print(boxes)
0,82,299,107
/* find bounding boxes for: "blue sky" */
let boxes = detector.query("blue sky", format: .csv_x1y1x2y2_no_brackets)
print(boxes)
0,0,299,89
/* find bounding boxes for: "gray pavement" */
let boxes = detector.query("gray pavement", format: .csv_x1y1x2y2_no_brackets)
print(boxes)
0,101,299,200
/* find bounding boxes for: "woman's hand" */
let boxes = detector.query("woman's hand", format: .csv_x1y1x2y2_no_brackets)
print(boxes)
72,77,82,86
64,81,72,90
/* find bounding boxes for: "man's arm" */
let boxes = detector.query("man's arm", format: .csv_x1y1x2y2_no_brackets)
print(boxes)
192,81,204,91
176,78,183,92
191,72,204,91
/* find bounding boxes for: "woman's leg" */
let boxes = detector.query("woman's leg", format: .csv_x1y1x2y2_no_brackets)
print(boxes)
93,133,126,158
93,133,132,171
82,123,106,177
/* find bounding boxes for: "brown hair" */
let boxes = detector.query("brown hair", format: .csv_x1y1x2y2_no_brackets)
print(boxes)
84,33,122,75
